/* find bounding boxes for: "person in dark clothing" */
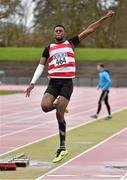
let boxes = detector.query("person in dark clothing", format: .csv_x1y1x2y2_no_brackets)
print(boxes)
91,63,112,120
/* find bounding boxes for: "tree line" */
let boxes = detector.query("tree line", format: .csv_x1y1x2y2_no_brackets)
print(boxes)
0,0,126,48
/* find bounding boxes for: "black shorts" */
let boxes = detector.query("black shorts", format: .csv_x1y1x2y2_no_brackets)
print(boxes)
45,78,73,101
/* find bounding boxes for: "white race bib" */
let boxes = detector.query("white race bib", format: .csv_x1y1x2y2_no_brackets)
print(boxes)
53,53,68,67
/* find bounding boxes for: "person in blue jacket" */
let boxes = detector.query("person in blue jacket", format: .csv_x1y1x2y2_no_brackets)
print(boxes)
91,63,112,119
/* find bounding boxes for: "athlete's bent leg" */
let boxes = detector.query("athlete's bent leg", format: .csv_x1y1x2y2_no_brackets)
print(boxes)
41,93,56,112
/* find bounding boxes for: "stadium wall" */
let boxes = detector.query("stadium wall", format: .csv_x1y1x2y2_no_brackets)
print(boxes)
0,61,127,87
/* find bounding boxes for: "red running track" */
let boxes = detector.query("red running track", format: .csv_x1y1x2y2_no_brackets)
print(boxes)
40,128,127,180
0,85,127,180
0,85,127,158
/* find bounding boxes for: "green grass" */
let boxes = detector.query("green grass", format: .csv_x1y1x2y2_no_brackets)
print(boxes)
0,109,127,179
0,90,23,95
75,48,127,61
0,47,127,61
0,47,42,61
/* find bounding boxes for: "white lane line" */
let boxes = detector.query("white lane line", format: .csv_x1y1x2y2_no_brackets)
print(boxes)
1,106,40,118
0,98,103,137
120,172,127,180
1,89,96,121
0,106,126,158
95,175,122,178
47,174,79,177
0,106,97,138
0,95,97,125
1,87,125,118
47,174,122,178
0,112,47,126
1,92,126,128
0,97,94,126
0,89,96,118
0,120,54,138
0,100,126,138
36,127,127,180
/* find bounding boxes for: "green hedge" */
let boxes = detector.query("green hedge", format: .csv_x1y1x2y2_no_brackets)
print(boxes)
0,47,127,61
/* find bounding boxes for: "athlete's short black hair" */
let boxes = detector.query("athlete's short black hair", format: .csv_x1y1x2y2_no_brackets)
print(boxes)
98,63,104,68
54,25,66,31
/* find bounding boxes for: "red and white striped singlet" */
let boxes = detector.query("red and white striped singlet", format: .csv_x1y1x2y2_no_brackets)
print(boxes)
48,40,76,78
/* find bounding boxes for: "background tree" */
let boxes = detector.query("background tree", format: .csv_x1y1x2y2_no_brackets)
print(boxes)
0,0,21,19
32,0,102,46
0,0,22,46
32,0,117,47
0,0,34,46
109,0,127,47
0,0,127,47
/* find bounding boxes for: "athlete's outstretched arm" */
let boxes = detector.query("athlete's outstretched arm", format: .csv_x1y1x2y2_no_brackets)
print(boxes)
25,57,47,97
78,10,115,42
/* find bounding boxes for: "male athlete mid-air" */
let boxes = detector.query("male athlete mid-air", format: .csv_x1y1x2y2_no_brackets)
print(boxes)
25,11,115,163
